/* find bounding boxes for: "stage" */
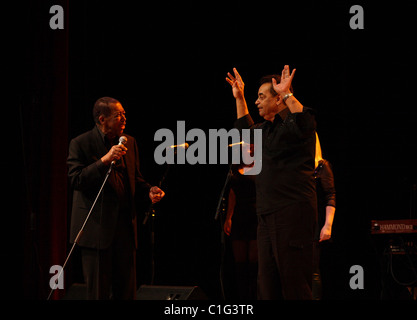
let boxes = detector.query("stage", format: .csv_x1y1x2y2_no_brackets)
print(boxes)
12,1,417,301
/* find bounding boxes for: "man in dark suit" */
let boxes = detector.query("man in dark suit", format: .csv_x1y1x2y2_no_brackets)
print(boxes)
67,97,165,299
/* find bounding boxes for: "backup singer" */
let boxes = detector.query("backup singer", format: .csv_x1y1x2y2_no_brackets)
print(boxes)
67,97,165,299
224,162,258,300
226,66,317,299
313,132,336,299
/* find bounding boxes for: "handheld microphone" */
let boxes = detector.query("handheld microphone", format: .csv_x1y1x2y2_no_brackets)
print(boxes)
228,141,245,147
112,136,128,165
167,142,189,150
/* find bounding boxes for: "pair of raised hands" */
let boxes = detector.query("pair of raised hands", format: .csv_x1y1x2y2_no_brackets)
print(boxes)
225,65,295,99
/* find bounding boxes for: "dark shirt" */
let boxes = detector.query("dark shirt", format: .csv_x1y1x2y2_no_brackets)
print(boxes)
235,107,317,215
231,168,257,217
98,127,130,212
315,159,336,226
229,167,257,240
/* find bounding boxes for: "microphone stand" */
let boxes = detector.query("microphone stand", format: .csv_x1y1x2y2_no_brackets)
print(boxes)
214,163,233,300
143,163,171,285
214,163,233,221
47,163,114,300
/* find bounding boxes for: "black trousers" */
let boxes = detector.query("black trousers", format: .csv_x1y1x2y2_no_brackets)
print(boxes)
80,212,136,300
257,202,316,300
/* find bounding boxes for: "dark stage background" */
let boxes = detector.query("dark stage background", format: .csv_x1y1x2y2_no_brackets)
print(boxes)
15,1,417,300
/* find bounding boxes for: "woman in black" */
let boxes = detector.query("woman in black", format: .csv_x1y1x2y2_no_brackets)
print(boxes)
224,162,258,300
313,133,336,299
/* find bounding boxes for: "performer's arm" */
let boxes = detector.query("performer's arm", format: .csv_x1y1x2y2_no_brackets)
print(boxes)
131,138,165,204
320,206,335,242
272,65,304,113
319,160,336,242
226,68,249,119
67,138,109,191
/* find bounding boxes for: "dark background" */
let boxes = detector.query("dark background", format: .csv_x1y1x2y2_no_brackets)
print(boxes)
14,0,417,300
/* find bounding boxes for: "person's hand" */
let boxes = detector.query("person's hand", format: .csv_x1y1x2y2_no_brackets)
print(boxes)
272,65,296,96
101,144,127,165
224,218,232,236
226,68,245,100
149,186,165,204
319,223,332,242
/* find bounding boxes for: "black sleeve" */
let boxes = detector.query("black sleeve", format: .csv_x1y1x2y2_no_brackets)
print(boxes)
319,160,336,208
290,107,316,137
132,138,152,196
234,113,255,130
67,138,108,192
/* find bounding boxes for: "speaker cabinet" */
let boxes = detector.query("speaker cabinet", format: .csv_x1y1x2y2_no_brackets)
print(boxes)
136,285,207,300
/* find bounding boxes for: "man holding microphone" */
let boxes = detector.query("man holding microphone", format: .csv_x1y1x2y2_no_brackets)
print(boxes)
67,97,164,299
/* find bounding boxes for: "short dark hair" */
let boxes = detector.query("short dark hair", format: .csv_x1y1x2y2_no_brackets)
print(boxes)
259,74,294,96
93,97,120,124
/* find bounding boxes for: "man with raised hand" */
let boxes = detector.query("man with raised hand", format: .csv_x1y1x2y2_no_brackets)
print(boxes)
226,66,317,299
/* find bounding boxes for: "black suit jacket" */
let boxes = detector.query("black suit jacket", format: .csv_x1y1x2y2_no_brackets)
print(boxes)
67,126,151,249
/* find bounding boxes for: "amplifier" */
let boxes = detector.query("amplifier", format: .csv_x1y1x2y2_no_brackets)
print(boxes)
371,219,417,235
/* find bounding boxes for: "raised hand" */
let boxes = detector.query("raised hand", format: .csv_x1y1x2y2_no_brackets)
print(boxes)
226,68,245,100
272,65,296,96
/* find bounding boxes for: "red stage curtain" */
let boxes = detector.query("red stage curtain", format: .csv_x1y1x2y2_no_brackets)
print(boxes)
21,0,69,300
